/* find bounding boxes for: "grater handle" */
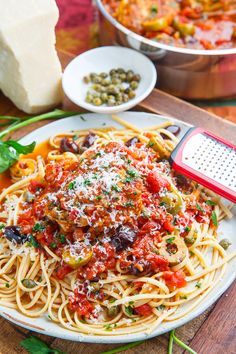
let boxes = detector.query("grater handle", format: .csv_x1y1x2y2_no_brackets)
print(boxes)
170,127,236,203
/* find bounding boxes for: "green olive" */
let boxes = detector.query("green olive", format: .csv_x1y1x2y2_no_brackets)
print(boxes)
122,94,129,102
101,93,108,102
184,235,195,245
173,19,195,37
159,236,187,266
92,84,102,92
83,76,90,84
100,72,108,78
101,79,110,86
62,246,93,269
159,189,183,215
132,74,141,82
117,68,125,74
112,78,122,85
110,69,117,76
142,16,170,31
119,73,127,81
86,94,93,103
108,98,116,106
107,306,119,318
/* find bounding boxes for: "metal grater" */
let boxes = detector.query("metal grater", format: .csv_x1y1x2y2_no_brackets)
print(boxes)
170,127,236,203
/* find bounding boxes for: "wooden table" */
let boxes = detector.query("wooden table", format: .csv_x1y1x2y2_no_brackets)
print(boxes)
0,83,235,354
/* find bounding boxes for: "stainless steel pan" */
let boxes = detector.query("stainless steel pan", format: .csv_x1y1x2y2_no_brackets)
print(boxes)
96,0,236,100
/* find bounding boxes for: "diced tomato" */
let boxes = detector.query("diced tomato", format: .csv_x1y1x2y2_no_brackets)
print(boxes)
163,220,174,233
28,180,44,193
146,172,171,193
146,254,169,271
56,264,73,280
133,281,144,288
135,304,153,316
162,270,186,288
69,291,93,317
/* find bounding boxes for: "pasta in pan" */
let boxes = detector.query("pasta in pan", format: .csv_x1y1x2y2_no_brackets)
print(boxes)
0,115,235,336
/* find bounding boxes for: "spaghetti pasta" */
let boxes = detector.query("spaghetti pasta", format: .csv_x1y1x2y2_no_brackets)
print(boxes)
0,116,234,335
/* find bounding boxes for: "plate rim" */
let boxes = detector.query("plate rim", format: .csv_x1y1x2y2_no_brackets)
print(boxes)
1,111,235,344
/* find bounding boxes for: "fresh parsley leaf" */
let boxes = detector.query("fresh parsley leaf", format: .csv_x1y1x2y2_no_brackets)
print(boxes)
0,223,5,230
150,4,158,13
50,242,57,249
112,185,121,192
20,336,65,354
166,237,175,244
196,204,205,213
195,282,201,288
33,223,45,232
68,181,76,190
5,282,10,288
109,298,116,303
57,234,66,244
180,295,188,299
128,301,134,305
96,195,102,200
126,169,139,178
28,235,39,248
147,141,154,148
206,200,216,206
211,211,218,226
104,324,112,330
125,306,134,316
124,201,134,207
184,226,190,232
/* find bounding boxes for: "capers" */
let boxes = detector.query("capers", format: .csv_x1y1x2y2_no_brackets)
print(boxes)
83,68,141,107
219,238,231,250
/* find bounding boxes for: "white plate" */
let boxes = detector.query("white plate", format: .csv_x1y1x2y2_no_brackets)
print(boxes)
1,112,235,344
62,46,157,114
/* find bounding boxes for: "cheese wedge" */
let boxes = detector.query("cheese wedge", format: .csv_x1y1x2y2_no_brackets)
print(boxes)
0,0,62,113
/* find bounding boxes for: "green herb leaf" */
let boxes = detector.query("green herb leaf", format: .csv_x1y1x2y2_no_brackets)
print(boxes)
195,282,201,288
166,237,175,244
33,223,45,232
196,204,205,213
156,304,165,311
0,223,5,230
68,181,76,190
20,336,65,354
184,226,190,232
28,235,39,248
5,282,10,288
211,211,218,226
169,329,197,354
103,324,112,330
206,200,216,206
124,305,134,316
126,169,139,178
6,140,36,154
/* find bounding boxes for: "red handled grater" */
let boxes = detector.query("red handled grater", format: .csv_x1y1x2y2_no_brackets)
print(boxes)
170,127,236,203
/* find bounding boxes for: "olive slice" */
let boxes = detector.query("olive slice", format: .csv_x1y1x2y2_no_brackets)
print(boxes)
160,187,183,215
159,236,187,266
62,245,93,269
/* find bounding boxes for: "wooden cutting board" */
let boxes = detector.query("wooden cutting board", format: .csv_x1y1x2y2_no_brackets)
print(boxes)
0,53,235,354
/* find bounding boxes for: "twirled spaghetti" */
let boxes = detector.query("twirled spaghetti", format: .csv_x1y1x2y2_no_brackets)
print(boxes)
0,115,235,336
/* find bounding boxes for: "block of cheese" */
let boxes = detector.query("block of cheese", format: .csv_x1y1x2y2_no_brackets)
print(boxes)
0,0,62,114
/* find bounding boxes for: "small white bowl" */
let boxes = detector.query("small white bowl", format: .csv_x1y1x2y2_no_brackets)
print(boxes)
62,46,157,114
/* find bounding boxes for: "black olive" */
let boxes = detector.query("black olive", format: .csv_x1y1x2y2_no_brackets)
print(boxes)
4,226,28,244
60,138,79,153
160,125,181,139
82,132,98,148
111,226,137,252
128,261,151,275
175,173,193,193
125,137,140,147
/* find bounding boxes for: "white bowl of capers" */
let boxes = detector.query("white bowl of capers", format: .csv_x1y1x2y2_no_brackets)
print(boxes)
62,46,157,114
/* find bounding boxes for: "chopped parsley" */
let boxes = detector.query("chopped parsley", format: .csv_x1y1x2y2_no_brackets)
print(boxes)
127,159,132,164
5,283,10,288
96,195,102,200
147,141,154,148
150,4,158,13
84,179,91,186
95,152,102,157
109,298,116,303
68,181,76,190
211,211,218,226
32,223,45,232
128,301,134,305
0,223,5,230
195,282,201,288
57,234,66,244
166,237,175,244
112,185,121,192
50,242,57,249
156,304,165,311
124,201,134,208
206,200,216,206
125,306,134,316
184,226,190,233
103,324,112,330
28,235,39,248
126,169,139,178
180,295,188,300
196,204,205,213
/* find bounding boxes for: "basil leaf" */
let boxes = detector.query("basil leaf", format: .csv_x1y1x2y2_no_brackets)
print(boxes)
20,336,65,354
5,140,36,154
0,141,19,173
211,211,218,226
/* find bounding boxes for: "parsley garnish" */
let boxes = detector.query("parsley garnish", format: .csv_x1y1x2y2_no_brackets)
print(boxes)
195,282,201,288
104,324,112,330
112,185,121,192
96,195,102,200
124,201,134,208
68,181,76,190
109,299,116,303
180,295,188,299
150,4,158,13
32,223,45,232
84,179,91,186
125,306,134,316
128,301,134,305
156,304,165,311
127,159,132,164
196,204,205,213
5,283,10,288
206,200,216,206
28,235,39,248
211,211,218,226
147,141,154,148
20,335,65,354
50,242,57,249
57,234,66,244
166,237,175,244
0,223,5,230
126,169,139,178
184,226,190,232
